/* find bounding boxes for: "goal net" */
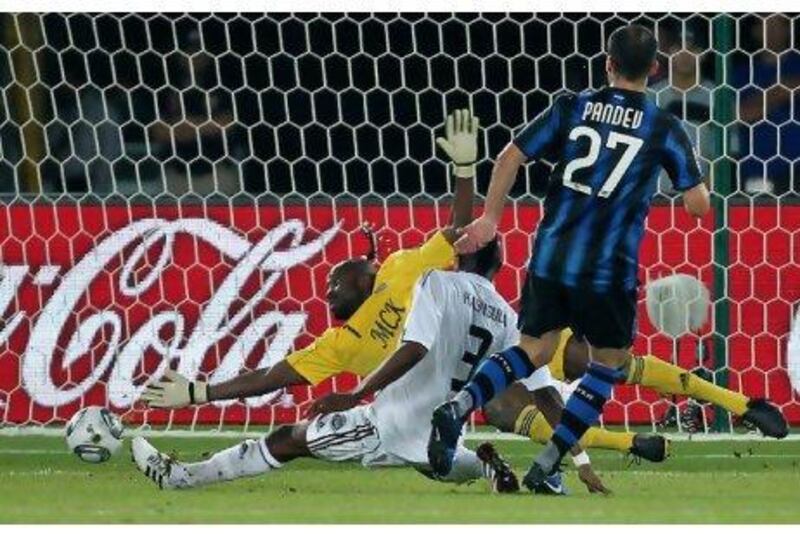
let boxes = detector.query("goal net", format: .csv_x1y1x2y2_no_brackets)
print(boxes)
1,12,798,436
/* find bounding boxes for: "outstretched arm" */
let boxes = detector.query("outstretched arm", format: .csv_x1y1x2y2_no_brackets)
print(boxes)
142,326,351,408
449,166,475,230
437,109,479,230
456,95,567,254
141,360,310,409
352,341,427,398
207,360,309,401
307,341,427,416
308,271,444,416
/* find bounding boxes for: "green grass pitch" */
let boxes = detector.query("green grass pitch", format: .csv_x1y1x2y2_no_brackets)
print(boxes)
1,434,799,523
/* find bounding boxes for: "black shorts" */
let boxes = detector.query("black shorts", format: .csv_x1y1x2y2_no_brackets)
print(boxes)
517,273,638,349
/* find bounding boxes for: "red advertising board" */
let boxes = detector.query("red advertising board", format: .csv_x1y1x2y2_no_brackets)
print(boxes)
0,203,797,426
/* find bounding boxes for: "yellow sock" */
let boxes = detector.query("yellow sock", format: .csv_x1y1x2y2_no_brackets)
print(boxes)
513,405,635,453
628,355,749,416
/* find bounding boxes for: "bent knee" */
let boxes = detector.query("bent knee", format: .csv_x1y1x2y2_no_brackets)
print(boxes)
483,383,535,433
518,332,561,368
589,346,633,369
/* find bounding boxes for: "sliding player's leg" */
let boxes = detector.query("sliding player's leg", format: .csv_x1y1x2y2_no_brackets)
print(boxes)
527,328,659,457
132,406,381,490
131,424,303,490
560,334,788,438
133,406,387,491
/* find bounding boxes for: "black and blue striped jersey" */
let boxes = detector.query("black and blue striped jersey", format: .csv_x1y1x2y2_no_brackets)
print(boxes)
513,86,703,292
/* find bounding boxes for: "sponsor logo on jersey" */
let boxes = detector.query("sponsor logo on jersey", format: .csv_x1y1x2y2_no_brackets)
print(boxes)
369,298,406,349
331,414,346,431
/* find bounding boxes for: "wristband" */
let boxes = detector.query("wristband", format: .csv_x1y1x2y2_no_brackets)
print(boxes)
453,162,476,178
571,451,591,467
188,381,209,405
194,381,208,404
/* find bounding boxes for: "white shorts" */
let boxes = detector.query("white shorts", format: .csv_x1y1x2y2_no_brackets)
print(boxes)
305,404,484,485
306,405,406,467
517,365,554,392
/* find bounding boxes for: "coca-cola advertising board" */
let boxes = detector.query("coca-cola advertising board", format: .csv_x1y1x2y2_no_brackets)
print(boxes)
1,203,798,426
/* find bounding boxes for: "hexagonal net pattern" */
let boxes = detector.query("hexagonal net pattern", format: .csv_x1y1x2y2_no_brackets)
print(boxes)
0,13,798,435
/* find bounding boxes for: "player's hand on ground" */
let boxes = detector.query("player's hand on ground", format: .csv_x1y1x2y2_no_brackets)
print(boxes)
307,392,359,417
577,464,612,495
436,108,479,178
140,369,208,409
454,215,498,254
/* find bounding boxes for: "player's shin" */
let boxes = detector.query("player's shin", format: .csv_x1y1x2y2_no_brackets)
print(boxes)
628,355,749,415
538,362,626,472
515,405,634,452
180,437,282,487
451,346,536,419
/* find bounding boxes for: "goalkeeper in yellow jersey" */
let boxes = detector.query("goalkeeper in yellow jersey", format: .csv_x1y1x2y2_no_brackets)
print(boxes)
142,109,671,468
141,110,479,411
140,110,641,492
137,109,592,493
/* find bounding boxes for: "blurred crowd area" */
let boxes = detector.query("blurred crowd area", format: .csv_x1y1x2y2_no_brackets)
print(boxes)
0,12,798,201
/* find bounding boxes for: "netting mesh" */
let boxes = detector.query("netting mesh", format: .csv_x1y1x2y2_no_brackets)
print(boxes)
1,12,799,434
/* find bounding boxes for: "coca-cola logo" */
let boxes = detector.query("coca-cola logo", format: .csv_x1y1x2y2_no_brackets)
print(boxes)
0,217,339,409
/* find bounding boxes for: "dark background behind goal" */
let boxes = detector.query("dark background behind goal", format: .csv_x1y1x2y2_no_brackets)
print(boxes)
1,13,798,201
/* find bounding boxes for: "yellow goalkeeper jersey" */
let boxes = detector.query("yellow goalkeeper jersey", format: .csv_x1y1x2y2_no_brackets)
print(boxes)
286,231,456,385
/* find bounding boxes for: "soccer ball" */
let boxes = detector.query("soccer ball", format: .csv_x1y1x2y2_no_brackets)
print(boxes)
65,406,124,463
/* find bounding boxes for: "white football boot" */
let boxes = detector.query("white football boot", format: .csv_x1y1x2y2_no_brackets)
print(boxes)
131,436,191,490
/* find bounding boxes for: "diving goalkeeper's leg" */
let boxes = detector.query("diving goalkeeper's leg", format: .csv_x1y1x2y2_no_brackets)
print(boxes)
562,336,788,438
625,355,788,438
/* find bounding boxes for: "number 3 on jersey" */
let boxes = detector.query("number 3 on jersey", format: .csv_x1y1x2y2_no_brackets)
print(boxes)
450,325,493,395
562,126,643,198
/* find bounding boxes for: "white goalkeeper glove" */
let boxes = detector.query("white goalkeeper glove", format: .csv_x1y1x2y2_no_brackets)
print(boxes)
140,369,208,409
436,108,480,178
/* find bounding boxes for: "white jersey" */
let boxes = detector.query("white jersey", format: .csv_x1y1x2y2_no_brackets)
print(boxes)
369,270,541,463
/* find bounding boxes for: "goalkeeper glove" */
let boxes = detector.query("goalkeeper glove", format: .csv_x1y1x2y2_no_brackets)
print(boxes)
436,108,480,178
140,369,208,408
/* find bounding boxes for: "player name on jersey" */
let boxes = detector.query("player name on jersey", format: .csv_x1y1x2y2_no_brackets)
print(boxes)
581,101,643,130
462,292,509,327
369,298,407,349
